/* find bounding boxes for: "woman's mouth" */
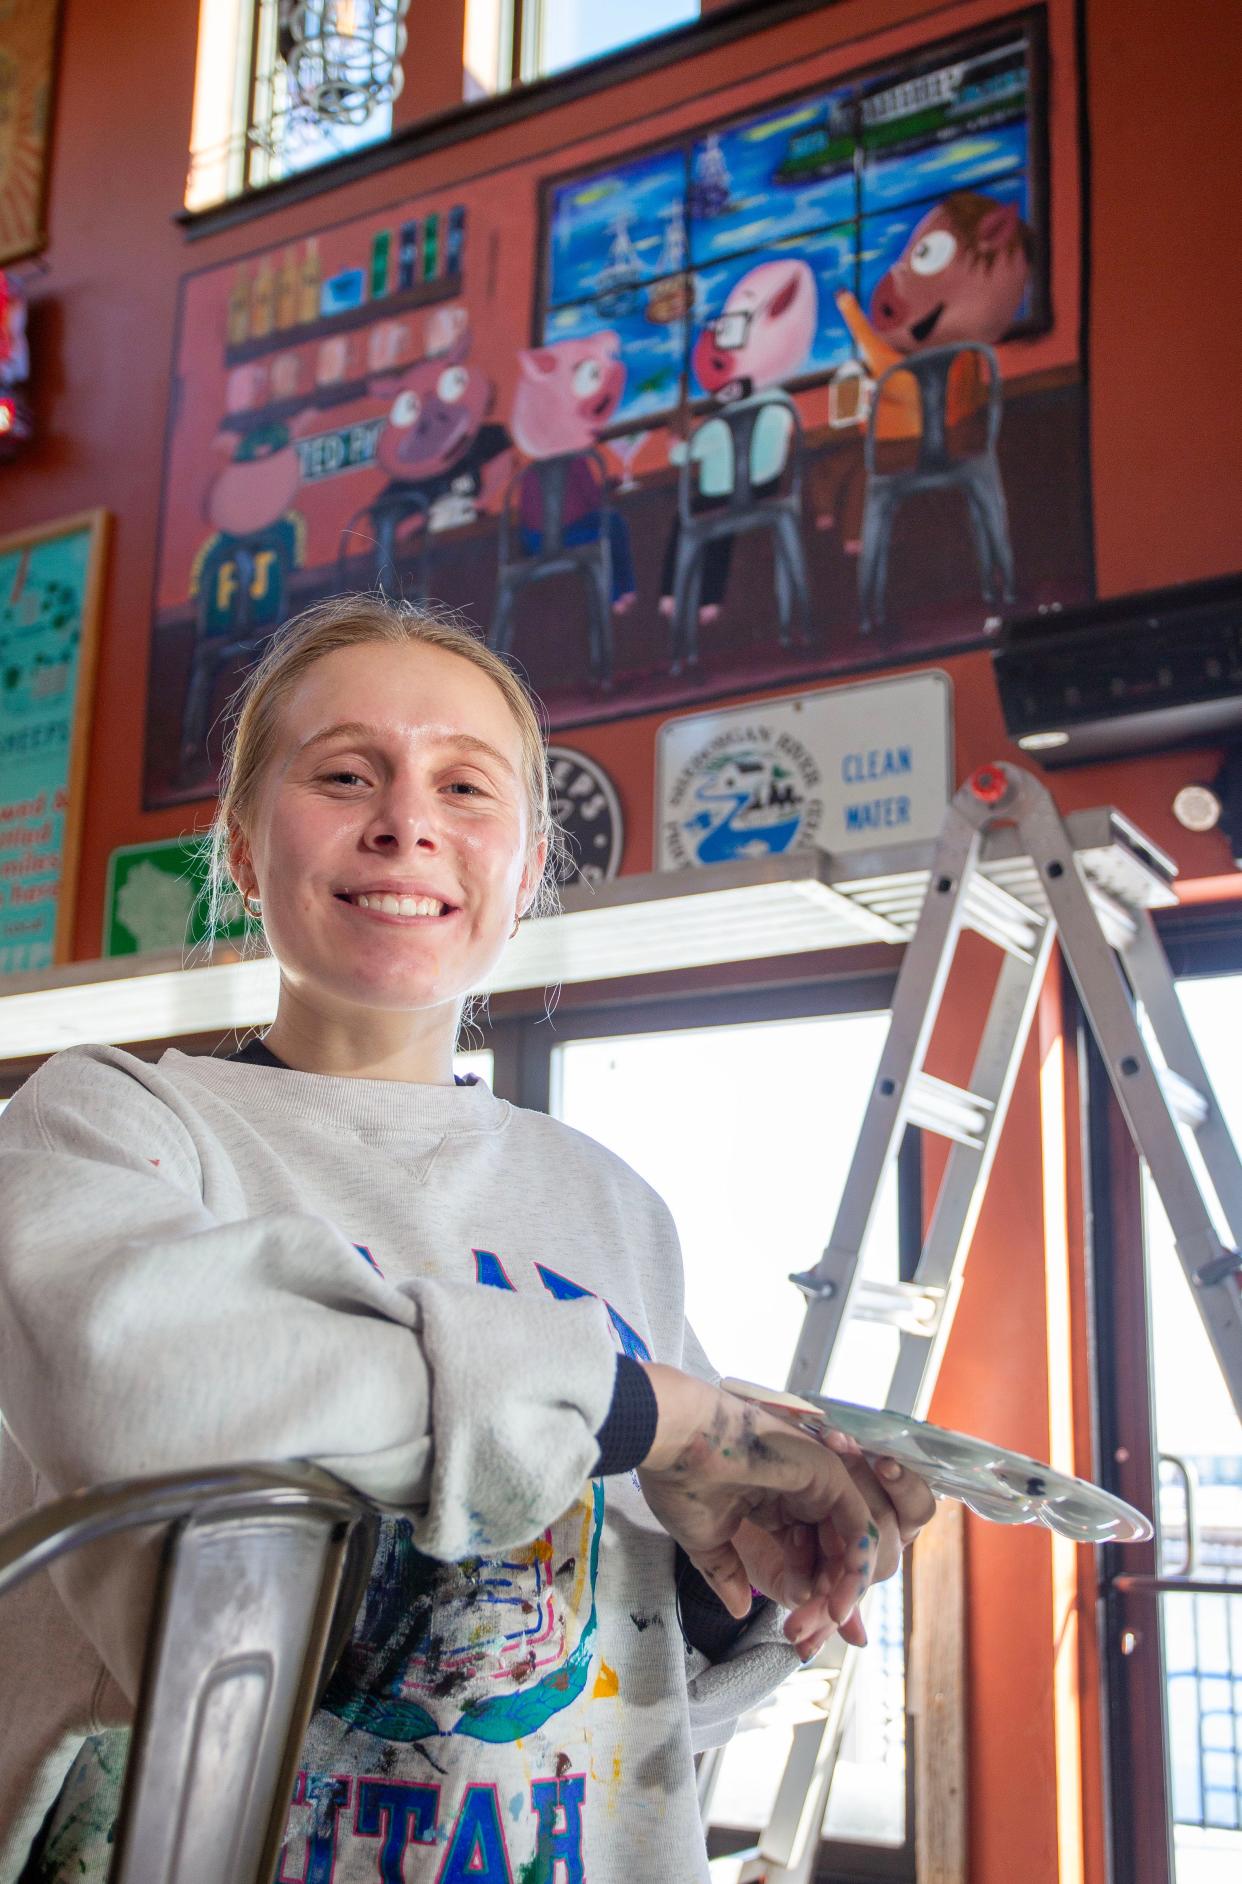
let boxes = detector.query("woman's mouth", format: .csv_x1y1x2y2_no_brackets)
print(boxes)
335,892,454,918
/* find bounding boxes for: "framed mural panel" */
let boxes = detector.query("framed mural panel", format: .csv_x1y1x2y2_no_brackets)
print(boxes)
147,2,1089,810
0,508,109,974
0,0,62,266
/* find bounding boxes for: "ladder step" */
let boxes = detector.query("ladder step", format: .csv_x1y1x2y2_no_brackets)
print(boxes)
908,1071,994,1146
1159,1064,1210,1131
853,1278,944,1334
963,873,1044,959
788,1267,945,1335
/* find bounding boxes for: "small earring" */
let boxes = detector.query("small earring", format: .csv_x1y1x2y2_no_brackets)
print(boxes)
246,894,263,918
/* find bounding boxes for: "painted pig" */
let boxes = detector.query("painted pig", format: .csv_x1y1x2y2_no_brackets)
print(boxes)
509,333,626,459
692,258,818,397
867,192,1033,351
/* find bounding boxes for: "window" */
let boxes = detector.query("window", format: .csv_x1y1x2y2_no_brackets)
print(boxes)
464,0,700,98
187,0,401,211
541,993,914,1871
535,21,1044,433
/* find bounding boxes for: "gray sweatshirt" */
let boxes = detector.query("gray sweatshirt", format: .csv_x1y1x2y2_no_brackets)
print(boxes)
0,1045,797,1881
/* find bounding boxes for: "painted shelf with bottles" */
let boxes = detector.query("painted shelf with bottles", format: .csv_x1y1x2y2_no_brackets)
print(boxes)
223,273,463,370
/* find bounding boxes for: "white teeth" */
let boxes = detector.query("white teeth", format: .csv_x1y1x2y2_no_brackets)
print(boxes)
353,894,444,916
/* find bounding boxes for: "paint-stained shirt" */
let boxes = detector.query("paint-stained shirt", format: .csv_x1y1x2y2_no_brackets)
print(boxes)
0,1045,798,1882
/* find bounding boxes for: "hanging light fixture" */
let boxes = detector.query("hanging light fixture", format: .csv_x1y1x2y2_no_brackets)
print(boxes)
279,2,411,127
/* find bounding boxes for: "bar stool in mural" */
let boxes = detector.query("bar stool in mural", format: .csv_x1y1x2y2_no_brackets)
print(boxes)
857,341,1015,634
489,449,616,689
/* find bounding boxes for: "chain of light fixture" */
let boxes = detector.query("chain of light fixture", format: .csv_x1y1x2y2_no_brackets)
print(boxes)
279,1,411,127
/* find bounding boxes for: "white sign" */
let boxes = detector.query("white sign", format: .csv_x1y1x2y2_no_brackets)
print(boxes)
656,671,953,870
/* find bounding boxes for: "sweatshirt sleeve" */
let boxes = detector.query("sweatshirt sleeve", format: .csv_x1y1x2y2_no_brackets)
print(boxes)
677,1318,800,1750
0,1049,619,1694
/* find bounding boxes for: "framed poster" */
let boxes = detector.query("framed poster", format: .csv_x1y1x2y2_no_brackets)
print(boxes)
0,0,63,266
0,508,108,974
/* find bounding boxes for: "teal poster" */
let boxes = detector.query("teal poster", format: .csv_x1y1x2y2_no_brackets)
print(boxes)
0,515,105,976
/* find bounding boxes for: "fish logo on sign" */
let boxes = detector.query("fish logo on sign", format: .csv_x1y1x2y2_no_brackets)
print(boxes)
664,727,824,867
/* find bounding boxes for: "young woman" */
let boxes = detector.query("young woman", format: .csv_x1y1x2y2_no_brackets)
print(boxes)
0,597,934,1882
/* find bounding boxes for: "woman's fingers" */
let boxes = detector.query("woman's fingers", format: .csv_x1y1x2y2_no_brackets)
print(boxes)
870,1455,938,1544
687,1538,754,1619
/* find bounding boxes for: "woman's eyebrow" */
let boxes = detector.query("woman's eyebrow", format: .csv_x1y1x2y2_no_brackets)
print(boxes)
293,722,516,778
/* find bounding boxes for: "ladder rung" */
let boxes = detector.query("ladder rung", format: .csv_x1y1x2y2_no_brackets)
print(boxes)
963,873,1044,959
1159,1065,1210,1131
787,1268,945,1335
854,1278,945,1334
1087,882,1138,950
908,1071,994,1146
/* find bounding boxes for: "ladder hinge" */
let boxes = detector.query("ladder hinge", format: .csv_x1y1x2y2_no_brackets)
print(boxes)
1194,1248,1242,1289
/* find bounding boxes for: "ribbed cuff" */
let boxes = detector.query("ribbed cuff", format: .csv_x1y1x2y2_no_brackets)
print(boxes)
593,1353,659,1476
675,1546,771,1661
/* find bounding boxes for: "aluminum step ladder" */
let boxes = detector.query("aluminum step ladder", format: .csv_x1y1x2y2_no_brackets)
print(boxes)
715,760,1242,1883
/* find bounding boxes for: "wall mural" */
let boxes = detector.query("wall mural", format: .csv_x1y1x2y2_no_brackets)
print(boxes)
147,5,1089,809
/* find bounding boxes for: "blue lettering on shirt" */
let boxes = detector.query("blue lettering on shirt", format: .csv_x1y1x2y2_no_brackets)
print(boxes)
438,1783,513,1881
354,1779,439,1879
530,1774,587,1883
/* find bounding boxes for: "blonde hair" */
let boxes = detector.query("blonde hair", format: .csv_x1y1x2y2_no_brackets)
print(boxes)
202,594,565,951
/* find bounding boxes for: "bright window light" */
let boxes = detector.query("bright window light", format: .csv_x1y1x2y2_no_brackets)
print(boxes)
528,0,700,78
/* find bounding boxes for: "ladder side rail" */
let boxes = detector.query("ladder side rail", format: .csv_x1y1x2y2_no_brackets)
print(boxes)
785,808,985,1397
1014,783,1242,1421
740,1640,857,1884
1121,908,1242,1251
888,926,1058,1417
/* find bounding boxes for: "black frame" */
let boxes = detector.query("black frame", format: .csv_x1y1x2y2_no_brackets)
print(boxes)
531,7,1051,439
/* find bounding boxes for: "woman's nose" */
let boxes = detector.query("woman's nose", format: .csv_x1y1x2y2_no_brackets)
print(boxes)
363,779,441,850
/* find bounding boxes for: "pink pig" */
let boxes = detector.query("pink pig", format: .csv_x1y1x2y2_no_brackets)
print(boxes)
692,258,818,396
509,333,626,458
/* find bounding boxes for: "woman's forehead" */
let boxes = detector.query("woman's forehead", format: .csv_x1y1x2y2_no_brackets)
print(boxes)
280,641,523,755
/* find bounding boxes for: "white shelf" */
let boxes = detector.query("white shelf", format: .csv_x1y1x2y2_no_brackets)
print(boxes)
0,809,1177,1060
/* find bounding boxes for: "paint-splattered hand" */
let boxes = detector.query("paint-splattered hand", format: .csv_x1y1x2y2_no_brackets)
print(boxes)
635,1365,881,1649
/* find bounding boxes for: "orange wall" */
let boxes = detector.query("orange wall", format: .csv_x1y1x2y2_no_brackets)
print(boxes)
6,2,1242,1879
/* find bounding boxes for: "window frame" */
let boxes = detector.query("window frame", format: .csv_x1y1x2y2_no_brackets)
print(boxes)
1089,900,1242,1884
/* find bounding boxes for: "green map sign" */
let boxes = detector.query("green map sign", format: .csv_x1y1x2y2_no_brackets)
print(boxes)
103,836,247,956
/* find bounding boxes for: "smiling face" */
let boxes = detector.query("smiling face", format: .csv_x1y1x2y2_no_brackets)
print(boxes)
229,640,545,1045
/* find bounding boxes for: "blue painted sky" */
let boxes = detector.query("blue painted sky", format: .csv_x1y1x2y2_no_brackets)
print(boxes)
861,119,1027,215
687,87,857,266
548,147,687,308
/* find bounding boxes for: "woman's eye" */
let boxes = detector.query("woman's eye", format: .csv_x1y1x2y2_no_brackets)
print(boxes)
321,770,368,787
445,779,484,795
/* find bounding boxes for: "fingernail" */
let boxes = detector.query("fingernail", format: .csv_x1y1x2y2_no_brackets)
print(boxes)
877,1459,902,1481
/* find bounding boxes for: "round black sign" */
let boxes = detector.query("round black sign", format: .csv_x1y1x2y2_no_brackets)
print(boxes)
547,746,624,887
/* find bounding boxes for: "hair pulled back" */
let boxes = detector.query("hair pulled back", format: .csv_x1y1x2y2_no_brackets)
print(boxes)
203,594,564,950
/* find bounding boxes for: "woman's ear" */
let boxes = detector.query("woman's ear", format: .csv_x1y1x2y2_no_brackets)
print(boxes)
227,819,255,901
518,835,549,919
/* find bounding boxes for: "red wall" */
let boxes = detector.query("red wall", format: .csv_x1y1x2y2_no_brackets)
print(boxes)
6,1,1242,1877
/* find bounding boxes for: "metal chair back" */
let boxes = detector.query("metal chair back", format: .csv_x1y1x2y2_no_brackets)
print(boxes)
0,1462,377,1884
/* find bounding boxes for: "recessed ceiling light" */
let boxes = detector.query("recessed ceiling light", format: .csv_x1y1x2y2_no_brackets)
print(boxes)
1172,784,1222,833
1017,731,1070,751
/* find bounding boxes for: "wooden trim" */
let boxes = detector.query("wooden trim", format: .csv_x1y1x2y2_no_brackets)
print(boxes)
910,1500,968,1881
